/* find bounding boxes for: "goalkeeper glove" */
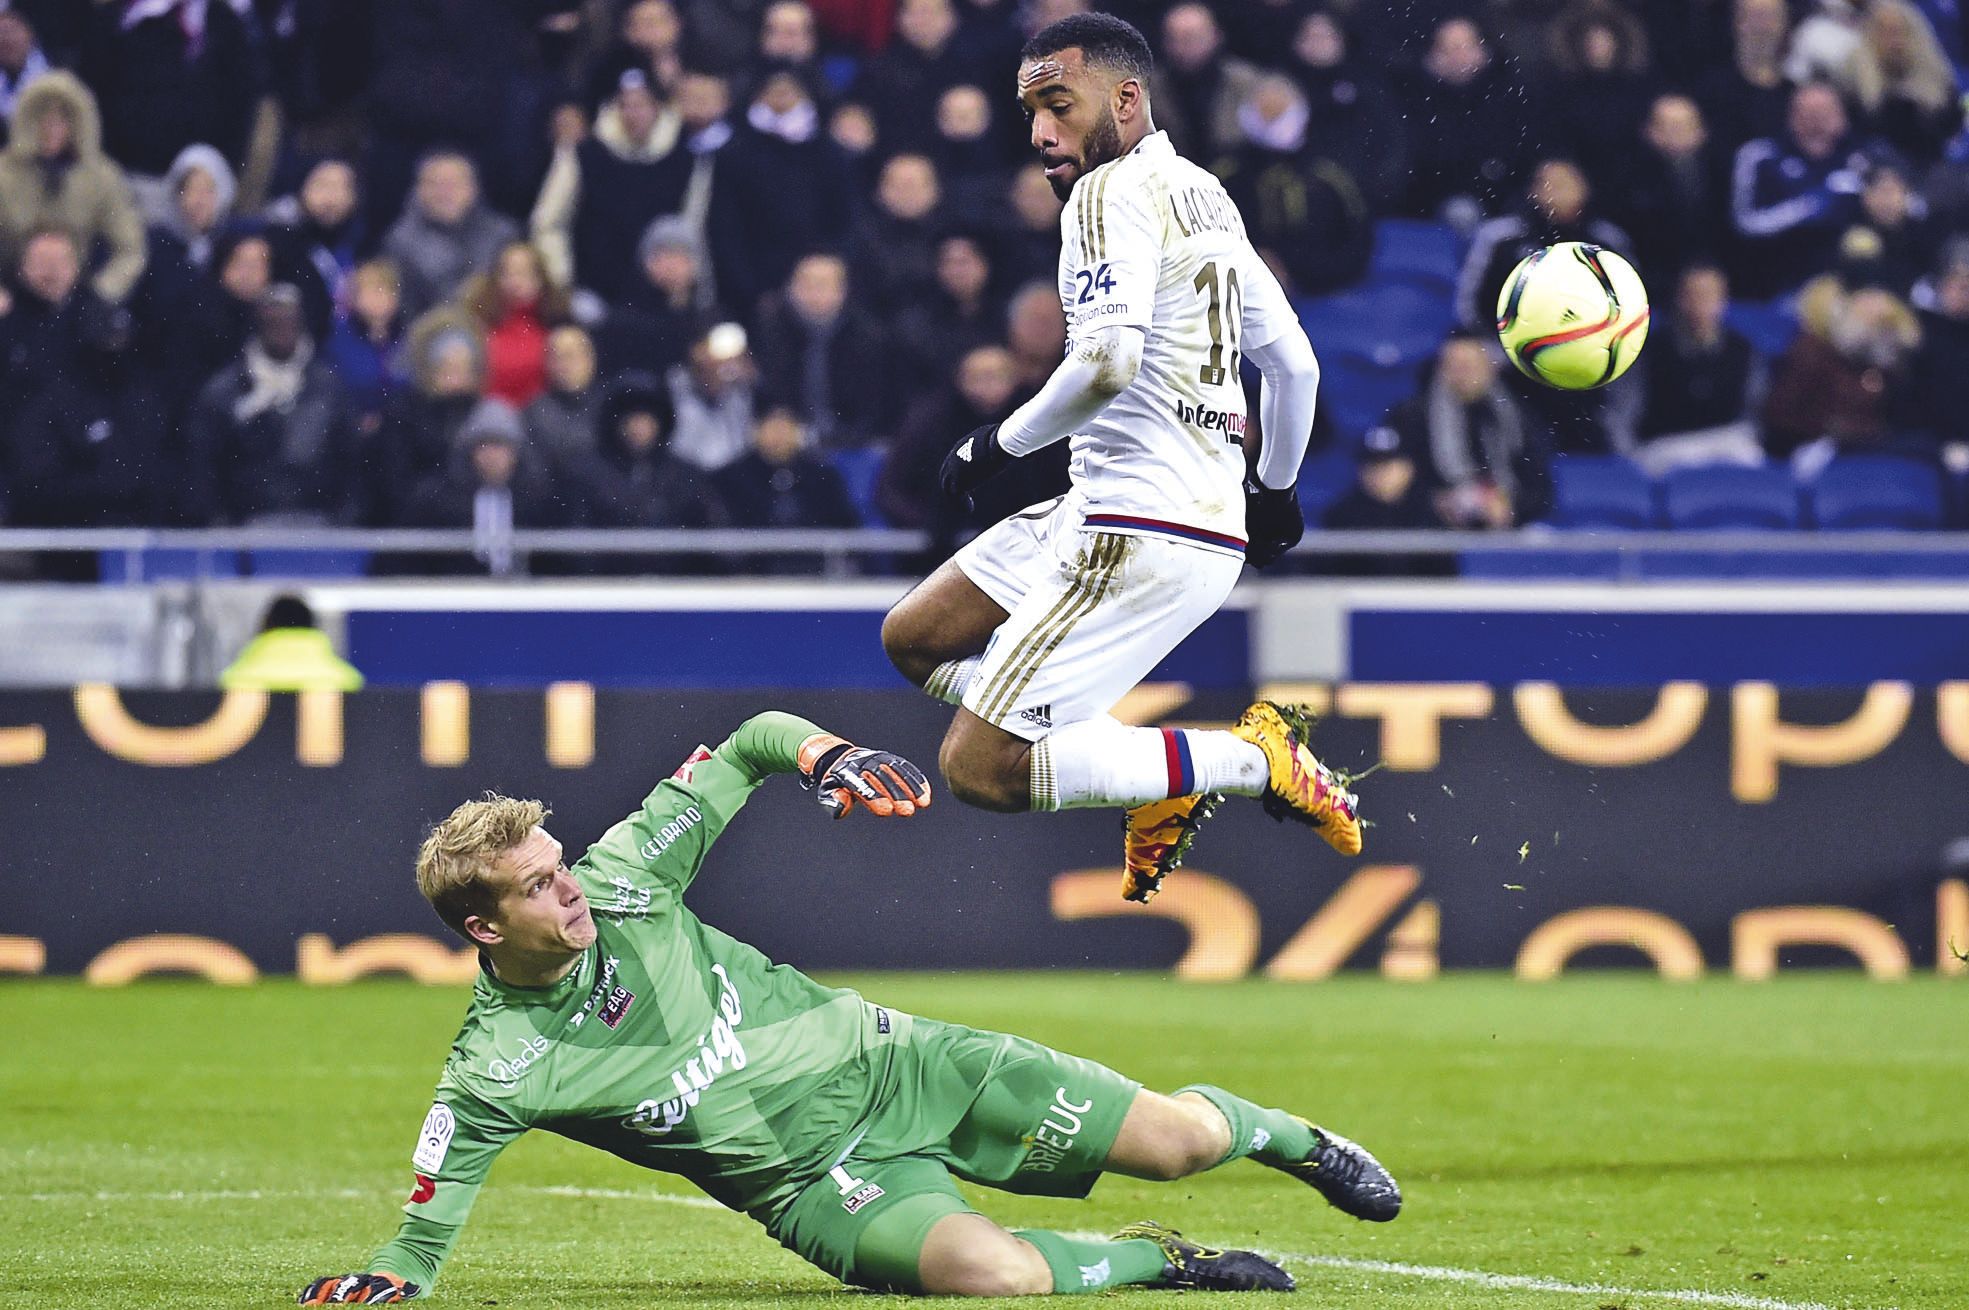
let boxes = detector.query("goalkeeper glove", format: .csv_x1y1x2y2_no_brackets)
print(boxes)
1244,480,1304,569
939,422,1013,504
797,733,933,818
298,1273,420,1303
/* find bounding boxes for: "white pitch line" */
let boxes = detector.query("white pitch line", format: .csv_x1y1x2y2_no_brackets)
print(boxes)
14,1188,1878,1310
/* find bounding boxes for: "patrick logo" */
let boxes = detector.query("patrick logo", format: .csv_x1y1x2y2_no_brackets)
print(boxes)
409,1173,436,1204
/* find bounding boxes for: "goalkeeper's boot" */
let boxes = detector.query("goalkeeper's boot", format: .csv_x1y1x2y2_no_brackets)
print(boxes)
1120,792,1224,902
1231,701,1362,856
1111,1221,1296,1292
1266,1116,1402,1222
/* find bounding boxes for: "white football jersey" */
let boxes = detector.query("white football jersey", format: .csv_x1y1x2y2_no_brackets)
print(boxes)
1056,130,1302,556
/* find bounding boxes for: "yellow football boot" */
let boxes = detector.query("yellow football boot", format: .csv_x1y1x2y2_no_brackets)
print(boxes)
1231,701,1363,856
1119,792,1222,902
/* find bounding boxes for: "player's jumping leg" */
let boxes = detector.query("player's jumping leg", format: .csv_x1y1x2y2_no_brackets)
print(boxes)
881,560,1007,706
1105,1087,1402,1222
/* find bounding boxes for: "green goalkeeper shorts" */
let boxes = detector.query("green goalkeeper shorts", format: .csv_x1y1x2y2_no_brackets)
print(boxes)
769,1014,1140,1290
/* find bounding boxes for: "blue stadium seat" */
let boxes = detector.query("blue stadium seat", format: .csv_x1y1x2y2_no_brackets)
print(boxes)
1548,456,1656,529
1807,457,1944,530
830,446,886,527
1660,463,1801,530
1296,445,1357,523
1322,352,1418,440
1298,283,1454,366
1369,220,1465,297
1459,547,1625,579
248,549,373,578
1725,298,1799,359
98,548,243,583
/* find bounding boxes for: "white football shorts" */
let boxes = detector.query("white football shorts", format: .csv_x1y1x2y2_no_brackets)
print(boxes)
953,491,1245,742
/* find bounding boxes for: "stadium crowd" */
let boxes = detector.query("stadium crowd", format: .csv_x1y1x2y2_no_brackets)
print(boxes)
2,0,1968,575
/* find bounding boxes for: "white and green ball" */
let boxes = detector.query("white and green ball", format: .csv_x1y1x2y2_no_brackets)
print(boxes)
1495,241,1651,390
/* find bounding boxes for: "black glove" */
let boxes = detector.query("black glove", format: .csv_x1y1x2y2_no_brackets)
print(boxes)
797,734,934,818
939,422,1014,504
298,1273,421,1303
1244,481,1304,569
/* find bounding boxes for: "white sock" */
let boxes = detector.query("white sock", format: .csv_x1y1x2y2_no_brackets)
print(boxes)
923,656,980,706
1028,719,1269,812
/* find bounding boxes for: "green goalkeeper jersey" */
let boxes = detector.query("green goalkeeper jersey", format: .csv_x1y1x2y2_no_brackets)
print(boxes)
370,713,909,1291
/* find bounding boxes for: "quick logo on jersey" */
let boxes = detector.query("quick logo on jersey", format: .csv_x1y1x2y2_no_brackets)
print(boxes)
596,875,652,922
408,1173,436,1205
623,963,747,1137
411,1102,455,1171
1172,399,1246,440
669,744,712,782
1019,1086,1095,1174
640,804,703,861
487,1034,550,1086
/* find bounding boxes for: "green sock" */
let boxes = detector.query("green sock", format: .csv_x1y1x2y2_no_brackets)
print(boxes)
1176,1083,1317,1168
1013,1230,1170,1292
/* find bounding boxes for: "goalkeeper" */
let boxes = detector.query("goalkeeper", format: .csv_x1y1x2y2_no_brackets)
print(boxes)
298,711,1398,1304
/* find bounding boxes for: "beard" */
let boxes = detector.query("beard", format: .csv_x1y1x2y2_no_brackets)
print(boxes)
1049,105,1124,200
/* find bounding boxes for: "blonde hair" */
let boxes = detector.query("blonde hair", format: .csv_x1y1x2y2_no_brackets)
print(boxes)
415,792,550,938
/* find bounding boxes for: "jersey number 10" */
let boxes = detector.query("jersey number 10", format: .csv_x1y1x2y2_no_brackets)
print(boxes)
1192,260,1243,387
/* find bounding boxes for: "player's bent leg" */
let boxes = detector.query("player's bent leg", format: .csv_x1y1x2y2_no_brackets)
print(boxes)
1102,1088,1232,1181
1149,1084,1402,1223
940,709,1033,812
913,1212,1054,1296
881,560,1008,695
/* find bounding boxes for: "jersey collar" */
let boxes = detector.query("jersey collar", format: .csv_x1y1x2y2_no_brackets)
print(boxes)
475,942,597,1007
1129,130,1174,160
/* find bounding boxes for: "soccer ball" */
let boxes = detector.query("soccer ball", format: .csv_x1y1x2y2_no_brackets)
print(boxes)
1494,242,1650,390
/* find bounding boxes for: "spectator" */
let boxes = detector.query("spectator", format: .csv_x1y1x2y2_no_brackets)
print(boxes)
1390,332,1552,528
1543,0,1659,198
755,1,825,87
0,228,113,413
1614,94,1733,281
267,159,365,339
1729,81,1875,297
185,284,359,526
457,241,573,409
1284,9,1406,210
997,163,1064,289
77,0,267,185
586,368,728,531
1631,264,1767,474
0,73,146,303
667,320,758,471
880,341,1068,554
0,10,52,125
714,406,860,530
589,0,687,101
526,324,605,463
6,301,161,530
1457,159,1633,331
1908,242,1969,449
1323,422,1443,531
365,310,487,524
1764,278,1922,463
400,397,582,575
1786,0,1869,87
1395,17,1537,220
594,215,718,375
382,152,521,320
827,100,884,195
753,251,891,448
850,152,945,314
712,70,853,315
933,85,1011,217
1698,0,1794,155
153,144,236,276
219,595,365,692
852,0,987,153
1839,153,1937,295
1005,279,1067,393
1837,0,1962,168
1154,3,1263,161
1212,75,1372,297
326,259,411,425
532,68,694,303
895,232,1001,379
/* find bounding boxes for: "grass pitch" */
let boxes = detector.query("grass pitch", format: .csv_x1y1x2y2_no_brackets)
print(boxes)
1,973,1962,1309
